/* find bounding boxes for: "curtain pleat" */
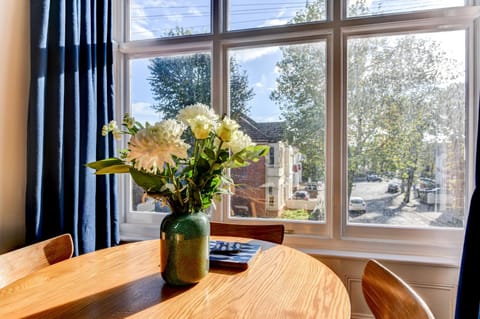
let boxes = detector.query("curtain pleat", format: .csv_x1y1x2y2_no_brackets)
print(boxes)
455,98,480,318
27,0,118,255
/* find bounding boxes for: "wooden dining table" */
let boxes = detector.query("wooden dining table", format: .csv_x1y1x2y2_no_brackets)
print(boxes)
0,236,351,318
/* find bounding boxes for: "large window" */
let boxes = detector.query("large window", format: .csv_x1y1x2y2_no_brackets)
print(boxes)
115,0,479,261
347,31,466,228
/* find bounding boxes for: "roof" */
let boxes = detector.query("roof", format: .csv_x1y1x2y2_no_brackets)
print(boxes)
237,114,285,143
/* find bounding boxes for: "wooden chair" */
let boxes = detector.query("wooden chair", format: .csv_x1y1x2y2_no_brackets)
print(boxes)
0,233,74,289
361,259,435,319
210,222,285,244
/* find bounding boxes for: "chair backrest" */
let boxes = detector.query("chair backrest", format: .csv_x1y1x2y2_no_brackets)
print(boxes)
0,233,74,289
361,259,435,319
210,222,285,244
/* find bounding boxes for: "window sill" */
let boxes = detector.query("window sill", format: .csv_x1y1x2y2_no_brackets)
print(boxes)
301,248,460,268
120,222,461,267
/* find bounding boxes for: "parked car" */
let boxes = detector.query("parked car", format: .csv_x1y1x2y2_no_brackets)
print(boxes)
349,196,366,214
367,174,382,182
387,182,400,193
293,191,310,200
414,178,438,197
304,183,318,198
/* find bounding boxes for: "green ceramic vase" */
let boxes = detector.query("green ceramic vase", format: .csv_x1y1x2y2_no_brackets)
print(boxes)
160,210,210,286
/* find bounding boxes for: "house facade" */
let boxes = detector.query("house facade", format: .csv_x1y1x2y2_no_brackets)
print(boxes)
231,115,302,217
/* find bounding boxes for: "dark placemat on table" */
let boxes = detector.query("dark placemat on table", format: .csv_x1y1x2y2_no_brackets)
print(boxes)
209,240,262,270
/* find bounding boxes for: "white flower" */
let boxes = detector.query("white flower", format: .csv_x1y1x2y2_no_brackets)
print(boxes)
188,115,214,139
123,113,135,129
216,117,239,142
102,120,121,140
177,103,218,139
126,119,189,174
101,125,109,136
89,102,269,213
224,130,255,154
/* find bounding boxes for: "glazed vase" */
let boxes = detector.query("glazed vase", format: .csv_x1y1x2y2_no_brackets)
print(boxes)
160,210,210,286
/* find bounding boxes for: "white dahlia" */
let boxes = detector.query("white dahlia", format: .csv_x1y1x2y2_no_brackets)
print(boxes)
126,119,189,174
177,103,218,139
224,130,255,154
216,117,239,142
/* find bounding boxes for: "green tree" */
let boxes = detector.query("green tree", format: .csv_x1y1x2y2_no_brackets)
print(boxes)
270,0,367,183
148,55,253,120
270,42,326,182
348,35,464,202
270,0,464,205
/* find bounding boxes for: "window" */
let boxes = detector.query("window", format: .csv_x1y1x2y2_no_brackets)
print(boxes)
269,146,275,166
115,1,479,261
228,0,326,30
129,0,211,40
347,31,466,229
346,0,465,18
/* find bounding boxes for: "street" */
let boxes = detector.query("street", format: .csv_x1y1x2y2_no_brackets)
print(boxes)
348,180,463,228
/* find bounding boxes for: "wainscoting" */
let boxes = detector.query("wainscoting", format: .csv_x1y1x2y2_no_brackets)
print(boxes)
316,256,459,319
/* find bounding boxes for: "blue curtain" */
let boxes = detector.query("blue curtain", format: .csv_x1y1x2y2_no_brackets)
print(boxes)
455,100,480,318
27,0,119,255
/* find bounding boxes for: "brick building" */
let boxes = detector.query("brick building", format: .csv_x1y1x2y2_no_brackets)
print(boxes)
231,115,302,217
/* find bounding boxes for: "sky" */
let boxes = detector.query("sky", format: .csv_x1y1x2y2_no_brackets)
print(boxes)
128,0,465,124
129,0,309,124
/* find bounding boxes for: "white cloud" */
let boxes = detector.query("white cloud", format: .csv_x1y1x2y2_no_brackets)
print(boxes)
253,113,283,123
187,5,203,17
261,18,290,27
129,2,157,40
131,102,162,123
254,74,273,89
130,22,156,40
130,0,205,39
233,46,279,63
273,65,281,75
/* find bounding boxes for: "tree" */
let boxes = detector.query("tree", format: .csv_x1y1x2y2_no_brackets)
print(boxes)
270,0,464,205
148,55,253,120
270,42,326,182
347,35,464,202
269,0,367,183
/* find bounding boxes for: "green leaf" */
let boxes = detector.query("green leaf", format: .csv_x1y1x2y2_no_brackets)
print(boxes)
204,148,216,160
129,169,166,193
96,164,131,174
86,158,125,170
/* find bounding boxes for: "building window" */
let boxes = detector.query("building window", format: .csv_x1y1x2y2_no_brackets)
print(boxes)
269,147,275,166
115,0,479,260
269,196,275,208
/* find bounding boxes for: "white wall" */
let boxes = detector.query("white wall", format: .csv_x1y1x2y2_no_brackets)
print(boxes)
0,0,29,253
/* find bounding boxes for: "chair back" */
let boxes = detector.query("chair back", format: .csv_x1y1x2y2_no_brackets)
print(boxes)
210,222,285,244
0,233,74,289
362,259,435,319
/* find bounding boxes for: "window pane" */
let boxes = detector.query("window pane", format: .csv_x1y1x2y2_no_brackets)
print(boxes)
129,52,211,212
130,0,210,40
228,0,326,31
228,42,326,222
347,30,465,228
346,0,465,18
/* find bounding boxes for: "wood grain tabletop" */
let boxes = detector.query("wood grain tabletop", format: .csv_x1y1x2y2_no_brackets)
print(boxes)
0,237,351,319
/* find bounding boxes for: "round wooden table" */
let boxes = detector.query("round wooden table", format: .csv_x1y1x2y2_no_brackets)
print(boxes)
0,237,351,318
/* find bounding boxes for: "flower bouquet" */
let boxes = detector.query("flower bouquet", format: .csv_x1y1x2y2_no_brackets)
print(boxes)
87,103,268,285
87,103,269,214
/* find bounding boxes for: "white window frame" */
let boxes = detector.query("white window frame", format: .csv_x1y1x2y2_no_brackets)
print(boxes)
113,0,480,265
